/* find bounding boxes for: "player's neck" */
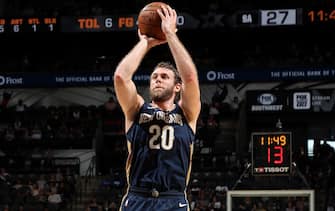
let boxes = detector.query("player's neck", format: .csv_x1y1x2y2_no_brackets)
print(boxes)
151,101,176,112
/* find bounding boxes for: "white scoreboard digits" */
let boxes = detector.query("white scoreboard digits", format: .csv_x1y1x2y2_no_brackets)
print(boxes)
260,9,297,26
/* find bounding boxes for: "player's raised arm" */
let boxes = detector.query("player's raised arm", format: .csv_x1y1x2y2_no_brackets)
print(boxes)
157,5,201,131
113,31,166,130
113,38,146,125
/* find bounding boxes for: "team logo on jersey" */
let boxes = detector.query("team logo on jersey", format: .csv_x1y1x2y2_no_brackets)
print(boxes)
139,112,183,125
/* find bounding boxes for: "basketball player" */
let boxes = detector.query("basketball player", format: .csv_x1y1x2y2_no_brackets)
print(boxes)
113,4,201,211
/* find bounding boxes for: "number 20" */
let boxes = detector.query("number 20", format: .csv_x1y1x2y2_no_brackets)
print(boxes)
149,125,175,150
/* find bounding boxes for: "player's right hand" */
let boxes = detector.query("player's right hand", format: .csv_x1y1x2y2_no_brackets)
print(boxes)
157,5,177,37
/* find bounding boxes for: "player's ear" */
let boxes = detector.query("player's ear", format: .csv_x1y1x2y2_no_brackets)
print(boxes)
174,82,181,93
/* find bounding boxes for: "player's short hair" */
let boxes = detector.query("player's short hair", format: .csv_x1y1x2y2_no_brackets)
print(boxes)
154,61,182,84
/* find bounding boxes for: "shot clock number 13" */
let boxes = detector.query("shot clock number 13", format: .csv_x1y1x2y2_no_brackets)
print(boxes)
251,131,292,176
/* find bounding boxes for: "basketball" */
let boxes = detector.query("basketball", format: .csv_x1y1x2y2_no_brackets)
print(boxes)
138,2,169,40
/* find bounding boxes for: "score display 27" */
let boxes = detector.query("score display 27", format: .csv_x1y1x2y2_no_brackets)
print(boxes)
251,131,292,176
260,9,297,26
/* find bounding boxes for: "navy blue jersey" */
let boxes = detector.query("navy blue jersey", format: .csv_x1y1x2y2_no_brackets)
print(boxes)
125,102,195,192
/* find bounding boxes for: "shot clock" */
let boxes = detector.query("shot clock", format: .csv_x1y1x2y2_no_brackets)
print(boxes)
251,131,292,176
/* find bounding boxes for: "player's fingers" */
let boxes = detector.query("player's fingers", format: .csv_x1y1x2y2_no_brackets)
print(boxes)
171,9,177,17
166,5,175,16
137,29,145,37
156,7,165,19
160,5,170,17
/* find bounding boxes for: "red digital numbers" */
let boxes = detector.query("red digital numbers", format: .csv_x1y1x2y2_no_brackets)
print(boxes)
252,132,292,176
267,146,283,164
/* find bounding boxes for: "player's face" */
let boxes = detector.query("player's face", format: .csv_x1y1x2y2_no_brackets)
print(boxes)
150,67,179,102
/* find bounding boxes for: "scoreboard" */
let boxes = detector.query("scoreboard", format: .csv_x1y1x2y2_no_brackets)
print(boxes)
0,13,197,33
305,8,335,23
0,16,140,33
235,7,335,27
0,17,58,33
251,131,292,176
0,7,333,33
61,15,140,32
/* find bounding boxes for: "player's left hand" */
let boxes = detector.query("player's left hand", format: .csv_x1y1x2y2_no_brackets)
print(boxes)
138,29,167,48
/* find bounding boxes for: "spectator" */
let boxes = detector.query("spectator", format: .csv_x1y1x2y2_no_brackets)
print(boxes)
104,97,117,112
47,188,62,211
286,200,296,211
1,90,12,110
86,197,102,211
15,99,27,121
103,200,118,211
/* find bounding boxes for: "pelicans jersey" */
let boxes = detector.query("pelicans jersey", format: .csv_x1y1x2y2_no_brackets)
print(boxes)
120,102,194,211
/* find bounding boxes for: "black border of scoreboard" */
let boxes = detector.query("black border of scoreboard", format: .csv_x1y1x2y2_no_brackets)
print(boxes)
251,131,292,176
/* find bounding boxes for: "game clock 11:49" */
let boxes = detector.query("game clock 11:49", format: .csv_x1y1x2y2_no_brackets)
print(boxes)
305,9,335,24
251,131,292,176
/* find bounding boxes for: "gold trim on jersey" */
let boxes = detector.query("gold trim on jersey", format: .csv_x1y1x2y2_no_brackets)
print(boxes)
119,140,133,211
186,143,194,186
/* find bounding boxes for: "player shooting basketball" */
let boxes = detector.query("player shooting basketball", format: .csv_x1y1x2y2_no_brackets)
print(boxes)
113,3,201,211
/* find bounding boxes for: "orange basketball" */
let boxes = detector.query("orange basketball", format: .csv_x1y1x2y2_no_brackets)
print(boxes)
138,2,169,40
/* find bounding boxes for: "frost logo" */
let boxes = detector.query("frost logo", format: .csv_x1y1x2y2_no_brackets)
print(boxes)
206,71,235,81
0,76,5,86
257,93,276,105
206,71,216,81
0,76,23,86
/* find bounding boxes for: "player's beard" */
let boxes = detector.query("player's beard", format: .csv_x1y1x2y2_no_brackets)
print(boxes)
150,86,174,102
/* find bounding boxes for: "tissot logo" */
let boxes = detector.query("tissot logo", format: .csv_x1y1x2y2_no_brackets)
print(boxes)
257,93,276,105
254,167,290,173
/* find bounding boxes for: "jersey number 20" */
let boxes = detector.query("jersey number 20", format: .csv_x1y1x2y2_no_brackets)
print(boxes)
149,125,175,150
